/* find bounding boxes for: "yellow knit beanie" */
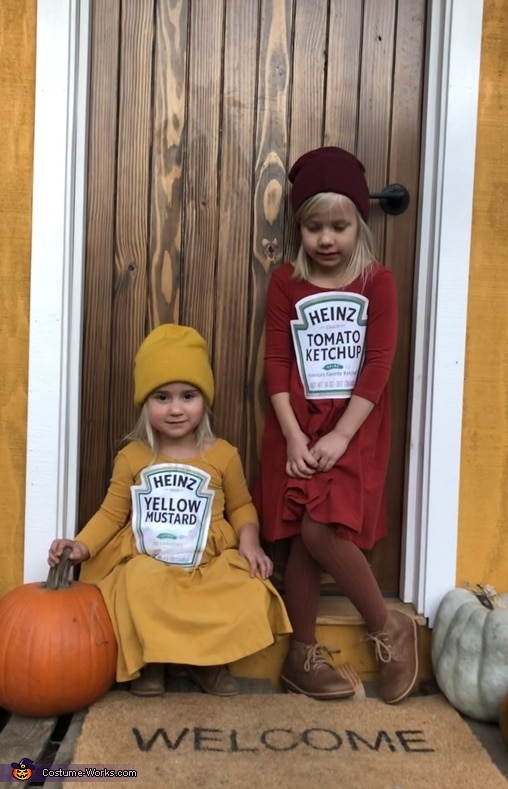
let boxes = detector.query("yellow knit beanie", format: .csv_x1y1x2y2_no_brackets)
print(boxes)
133,324,214,407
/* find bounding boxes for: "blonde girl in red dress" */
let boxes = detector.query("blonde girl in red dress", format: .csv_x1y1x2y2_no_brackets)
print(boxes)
254,147,419,704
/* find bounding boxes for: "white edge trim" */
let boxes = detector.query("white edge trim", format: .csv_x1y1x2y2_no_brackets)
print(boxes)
24,0,90,581
24,0,484,614
402,0,484,624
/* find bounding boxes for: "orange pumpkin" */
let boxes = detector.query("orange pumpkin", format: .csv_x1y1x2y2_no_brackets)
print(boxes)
500,692,508,749
0,548,117,717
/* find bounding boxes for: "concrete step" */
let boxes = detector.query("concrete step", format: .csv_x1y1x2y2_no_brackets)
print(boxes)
230,596,432,689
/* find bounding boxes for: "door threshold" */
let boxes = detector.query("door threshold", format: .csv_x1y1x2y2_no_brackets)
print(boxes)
316,596,427,627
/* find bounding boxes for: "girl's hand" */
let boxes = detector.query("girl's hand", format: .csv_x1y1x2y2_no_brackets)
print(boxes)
286,431,319,478
48,538,90,567
238,529,274,580
239,543,273,579
309,431,350,472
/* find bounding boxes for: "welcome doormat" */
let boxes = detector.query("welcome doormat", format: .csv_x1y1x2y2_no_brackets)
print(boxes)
70,692,506,789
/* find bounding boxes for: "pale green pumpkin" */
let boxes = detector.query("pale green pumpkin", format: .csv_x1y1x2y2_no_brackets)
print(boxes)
500,692,508,748
431,585,508,722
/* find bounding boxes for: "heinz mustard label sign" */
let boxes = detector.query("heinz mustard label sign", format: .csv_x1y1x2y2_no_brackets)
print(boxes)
131,463,214,568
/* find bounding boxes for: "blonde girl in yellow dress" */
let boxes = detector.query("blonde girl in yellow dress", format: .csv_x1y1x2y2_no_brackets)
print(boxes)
48,324,292,697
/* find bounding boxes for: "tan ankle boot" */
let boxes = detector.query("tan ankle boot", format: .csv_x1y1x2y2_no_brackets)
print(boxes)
281,641,355,700
366,610,419,704
130,663,165,697
186,665,240,696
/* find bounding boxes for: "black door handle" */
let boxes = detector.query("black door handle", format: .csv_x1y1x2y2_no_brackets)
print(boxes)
369,183,410,215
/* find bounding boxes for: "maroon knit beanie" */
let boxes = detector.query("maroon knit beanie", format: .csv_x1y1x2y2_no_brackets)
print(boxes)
288,146,370,221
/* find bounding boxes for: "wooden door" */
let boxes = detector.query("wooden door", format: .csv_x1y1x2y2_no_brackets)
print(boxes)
80,0,426,595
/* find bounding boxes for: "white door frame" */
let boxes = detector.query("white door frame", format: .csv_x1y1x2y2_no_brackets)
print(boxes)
24,0,484,625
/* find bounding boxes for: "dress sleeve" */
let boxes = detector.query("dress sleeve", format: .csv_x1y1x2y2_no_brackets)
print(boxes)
222,449,259,533
77,450,134,557
264,264,293,395
353,267,398,403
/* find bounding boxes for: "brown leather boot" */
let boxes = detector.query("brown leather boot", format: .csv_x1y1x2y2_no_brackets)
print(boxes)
366,610,419,704
130,663,165,697
281,641,355,700
186,665,240,696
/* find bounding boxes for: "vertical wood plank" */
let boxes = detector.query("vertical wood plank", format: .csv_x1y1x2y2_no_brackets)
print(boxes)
108,0,154,460
181,0,224,344
246,0,294,481
288,0,327,160
356,0,400,589
458,0,508,590
212,0,260,453
79,0,120,528
0,0,35,594
284,0,328,259
357,0,397,258
371,0,426,588
148,0,189,329
324,0,363,150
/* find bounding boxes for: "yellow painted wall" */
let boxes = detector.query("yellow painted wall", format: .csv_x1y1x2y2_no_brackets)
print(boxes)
0,1,36,597
457,0,508,592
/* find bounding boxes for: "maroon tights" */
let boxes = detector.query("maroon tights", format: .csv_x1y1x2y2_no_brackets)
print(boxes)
284,513,387,644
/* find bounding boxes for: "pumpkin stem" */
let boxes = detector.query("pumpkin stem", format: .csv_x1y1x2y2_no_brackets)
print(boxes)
44,546,74,590
466,582,506,610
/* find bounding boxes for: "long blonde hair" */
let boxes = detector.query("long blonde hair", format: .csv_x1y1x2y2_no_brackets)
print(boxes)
125,400,215,453
292,192,375,287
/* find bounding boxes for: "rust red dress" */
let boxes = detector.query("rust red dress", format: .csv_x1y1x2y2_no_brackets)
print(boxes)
253,261,398,550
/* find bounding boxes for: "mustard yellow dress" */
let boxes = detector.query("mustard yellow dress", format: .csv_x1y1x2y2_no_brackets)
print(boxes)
78,439,292,682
